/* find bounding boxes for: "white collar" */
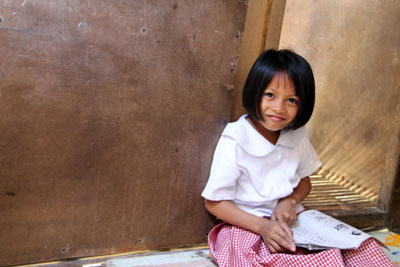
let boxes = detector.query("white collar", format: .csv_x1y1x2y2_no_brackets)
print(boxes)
222,115,299,156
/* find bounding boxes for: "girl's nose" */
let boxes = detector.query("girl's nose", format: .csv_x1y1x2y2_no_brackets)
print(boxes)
272,100,285,113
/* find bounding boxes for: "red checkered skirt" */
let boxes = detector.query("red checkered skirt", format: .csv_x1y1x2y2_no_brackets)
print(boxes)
208,223,395,267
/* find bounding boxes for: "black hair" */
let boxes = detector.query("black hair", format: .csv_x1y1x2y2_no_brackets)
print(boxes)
242,49,315,130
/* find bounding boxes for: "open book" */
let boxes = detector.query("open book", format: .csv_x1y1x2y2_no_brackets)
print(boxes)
291,209,371,250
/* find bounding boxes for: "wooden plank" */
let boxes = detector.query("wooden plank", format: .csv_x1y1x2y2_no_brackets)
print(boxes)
327,208,386,230
230,0,271,121
0,1,246,265
264,0,287,50
378,125,400,213
387,138,400,231
230,0,287,121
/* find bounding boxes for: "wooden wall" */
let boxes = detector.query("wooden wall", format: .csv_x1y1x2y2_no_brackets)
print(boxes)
278,0,400,210
0,1,246,265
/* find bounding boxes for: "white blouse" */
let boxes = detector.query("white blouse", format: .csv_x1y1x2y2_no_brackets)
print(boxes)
201,115,321,217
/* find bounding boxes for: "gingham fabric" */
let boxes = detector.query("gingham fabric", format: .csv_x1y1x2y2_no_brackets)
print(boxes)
208,223,395,267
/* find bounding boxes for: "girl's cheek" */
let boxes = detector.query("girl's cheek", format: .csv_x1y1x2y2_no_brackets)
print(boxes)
288,104,299,113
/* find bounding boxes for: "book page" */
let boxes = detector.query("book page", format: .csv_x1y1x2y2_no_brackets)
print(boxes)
291,210,371,249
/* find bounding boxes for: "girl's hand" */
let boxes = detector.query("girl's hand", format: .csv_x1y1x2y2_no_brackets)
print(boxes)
205,200,296,253
271,198,297,225
260,219,296,253
271,176,312,226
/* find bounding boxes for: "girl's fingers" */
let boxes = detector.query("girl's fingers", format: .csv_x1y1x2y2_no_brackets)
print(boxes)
271,213,277,221
286,212,297,224
268,235,293,253
277,212,296,225
268,238,288,253
279,221,294,240
263,220,296,253
275,224,296,252
267,241,278,253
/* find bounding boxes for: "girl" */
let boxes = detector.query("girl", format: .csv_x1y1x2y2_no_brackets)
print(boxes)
201,49,394,266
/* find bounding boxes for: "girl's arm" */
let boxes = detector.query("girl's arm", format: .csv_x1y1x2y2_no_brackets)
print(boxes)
271,176,312,225
205,199,296,253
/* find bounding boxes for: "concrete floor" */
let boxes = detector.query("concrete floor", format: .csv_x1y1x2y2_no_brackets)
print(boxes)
22,229,400,267
102,249,216,267
25,247,216,267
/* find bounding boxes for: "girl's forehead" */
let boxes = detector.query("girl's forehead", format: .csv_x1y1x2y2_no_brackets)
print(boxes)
268,72,295,89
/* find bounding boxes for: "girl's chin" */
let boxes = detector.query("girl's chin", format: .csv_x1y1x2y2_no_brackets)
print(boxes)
259,122,287,132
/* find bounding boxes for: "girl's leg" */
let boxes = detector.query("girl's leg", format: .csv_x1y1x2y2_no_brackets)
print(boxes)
342,238,396,267
208,223,347,267
208,223,263,267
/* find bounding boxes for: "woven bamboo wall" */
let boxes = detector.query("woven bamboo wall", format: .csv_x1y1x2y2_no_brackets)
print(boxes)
279,0,400,210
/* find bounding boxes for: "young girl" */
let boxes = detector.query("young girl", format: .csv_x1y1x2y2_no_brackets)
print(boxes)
201,49,394,266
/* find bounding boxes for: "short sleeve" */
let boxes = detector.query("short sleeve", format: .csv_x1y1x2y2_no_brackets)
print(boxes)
296,134,322,178
201,136,241,201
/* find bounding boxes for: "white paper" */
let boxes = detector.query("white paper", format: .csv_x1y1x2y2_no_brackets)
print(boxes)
291,210,371,250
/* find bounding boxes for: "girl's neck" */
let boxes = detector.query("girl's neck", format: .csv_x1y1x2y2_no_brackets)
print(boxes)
247,117,280,145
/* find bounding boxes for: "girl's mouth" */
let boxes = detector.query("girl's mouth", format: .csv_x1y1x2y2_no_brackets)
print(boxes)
267,115,285,122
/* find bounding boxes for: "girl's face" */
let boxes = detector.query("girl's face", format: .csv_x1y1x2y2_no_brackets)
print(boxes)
259,73,299,132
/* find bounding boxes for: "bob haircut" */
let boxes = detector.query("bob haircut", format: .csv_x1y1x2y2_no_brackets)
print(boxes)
242,49,315,130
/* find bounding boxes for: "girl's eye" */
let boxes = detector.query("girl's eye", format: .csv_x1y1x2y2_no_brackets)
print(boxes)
288,98,298,104
264,92,274,98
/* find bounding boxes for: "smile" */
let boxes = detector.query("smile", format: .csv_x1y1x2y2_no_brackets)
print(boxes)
267,115,285,122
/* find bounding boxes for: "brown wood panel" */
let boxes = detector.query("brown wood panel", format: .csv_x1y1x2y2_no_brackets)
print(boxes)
0,1,246,265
